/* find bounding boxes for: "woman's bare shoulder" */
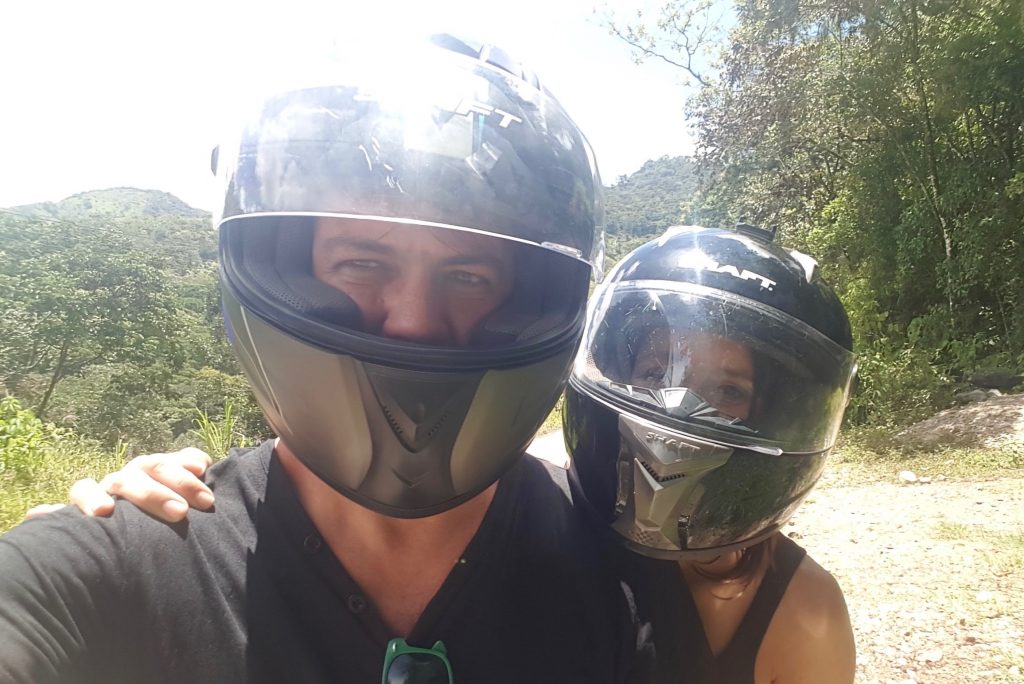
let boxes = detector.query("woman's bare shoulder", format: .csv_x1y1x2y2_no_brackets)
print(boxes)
786,554,851,627
757,552,856,684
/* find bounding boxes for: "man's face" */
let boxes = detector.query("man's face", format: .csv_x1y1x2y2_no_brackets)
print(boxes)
311,217,516,347
629,328,755,420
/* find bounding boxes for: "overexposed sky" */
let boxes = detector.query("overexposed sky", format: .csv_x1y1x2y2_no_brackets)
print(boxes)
0,0,699,210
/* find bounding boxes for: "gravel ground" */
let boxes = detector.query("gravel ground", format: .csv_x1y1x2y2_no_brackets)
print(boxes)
530,404,1024,683
789,476,1024,683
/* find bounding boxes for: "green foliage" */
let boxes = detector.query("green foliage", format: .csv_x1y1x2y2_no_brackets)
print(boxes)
188,399,250,460
0,397,127,533
0,395,56,481
846,339,948,426
628,0,1024,425
605,232,661,266
0,214,187,418
0,189,268,456
605,156,698,236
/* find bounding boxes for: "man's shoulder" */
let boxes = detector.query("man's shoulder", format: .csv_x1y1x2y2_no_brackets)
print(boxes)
496,454,607,564
201,440,274,498
509,454,574,519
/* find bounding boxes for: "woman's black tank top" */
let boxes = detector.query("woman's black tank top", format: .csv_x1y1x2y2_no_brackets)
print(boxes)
622,535,807,683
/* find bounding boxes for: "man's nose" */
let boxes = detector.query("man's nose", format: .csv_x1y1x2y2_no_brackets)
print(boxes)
379,278,453,345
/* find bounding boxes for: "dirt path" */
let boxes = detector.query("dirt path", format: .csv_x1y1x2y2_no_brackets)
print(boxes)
789,476,1024,683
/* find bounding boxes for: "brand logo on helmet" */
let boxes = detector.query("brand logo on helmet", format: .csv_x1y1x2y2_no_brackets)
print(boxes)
645,432,699,453
450,98,523,128
352,90,524,129
701,261,776,291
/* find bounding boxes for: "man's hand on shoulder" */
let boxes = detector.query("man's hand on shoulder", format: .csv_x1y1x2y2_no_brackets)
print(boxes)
24,447,214,524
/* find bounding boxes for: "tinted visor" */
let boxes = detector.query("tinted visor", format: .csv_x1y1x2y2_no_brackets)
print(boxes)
575,281,857,453
221,216,590,371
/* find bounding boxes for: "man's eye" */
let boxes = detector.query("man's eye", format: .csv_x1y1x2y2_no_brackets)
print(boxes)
336,259,382,271
446,270,488,286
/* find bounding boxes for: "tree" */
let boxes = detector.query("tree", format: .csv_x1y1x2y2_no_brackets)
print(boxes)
0,215,184,418
613,0,1024,423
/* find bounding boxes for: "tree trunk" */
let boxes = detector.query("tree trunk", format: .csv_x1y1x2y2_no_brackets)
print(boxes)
36,341,68,420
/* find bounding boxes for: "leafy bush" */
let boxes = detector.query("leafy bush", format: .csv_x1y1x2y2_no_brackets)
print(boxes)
846,340,949,427
0,396,126,533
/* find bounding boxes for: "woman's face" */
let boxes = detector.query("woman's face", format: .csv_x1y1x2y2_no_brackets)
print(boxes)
629,328,755,420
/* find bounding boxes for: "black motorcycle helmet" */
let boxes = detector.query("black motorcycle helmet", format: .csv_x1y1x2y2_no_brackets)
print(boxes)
213,34,605,518
566,224,856,559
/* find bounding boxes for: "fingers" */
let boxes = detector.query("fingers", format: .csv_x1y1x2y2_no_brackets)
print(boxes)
69,478,117,517
95,448,216,523
58,448,216,523
133,449,215,512
170,447,214,478
100,469,192,523
24,503,68,520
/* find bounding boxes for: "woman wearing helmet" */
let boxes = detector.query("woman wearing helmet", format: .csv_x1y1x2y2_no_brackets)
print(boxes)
566,223,857,683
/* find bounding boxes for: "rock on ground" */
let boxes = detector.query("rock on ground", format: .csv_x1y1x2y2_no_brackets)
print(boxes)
895,394,1024,450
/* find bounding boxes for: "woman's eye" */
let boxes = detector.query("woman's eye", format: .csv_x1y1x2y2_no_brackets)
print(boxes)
707,384,753,417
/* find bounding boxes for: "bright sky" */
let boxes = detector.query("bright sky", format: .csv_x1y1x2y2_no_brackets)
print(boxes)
0,0,699,211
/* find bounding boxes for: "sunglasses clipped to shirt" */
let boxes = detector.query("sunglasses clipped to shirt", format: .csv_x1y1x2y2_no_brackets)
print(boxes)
381,638,454,684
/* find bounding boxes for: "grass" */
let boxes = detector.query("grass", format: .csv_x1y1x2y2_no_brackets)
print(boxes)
933,521,1024,576
188,399,249,460
0,438,127,534
824,424,1024,486
0,397,128,533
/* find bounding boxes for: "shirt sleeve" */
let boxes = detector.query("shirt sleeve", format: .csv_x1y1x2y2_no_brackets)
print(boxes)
0,509,127,684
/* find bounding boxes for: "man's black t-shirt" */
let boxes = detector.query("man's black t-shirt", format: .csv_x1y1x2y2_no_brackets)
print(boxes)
0,442,636,683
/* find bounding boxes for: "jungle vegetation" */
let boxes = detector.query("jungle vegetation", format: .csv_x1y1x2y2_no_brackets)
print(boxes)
2,0,1022,527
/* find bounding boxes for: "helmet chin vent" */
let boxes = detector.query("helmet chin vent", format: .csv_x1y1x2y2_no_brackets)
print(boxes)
380,402,450,450
632,529,662,547
423,412,448,440
381,405,405,436
639,458,687,484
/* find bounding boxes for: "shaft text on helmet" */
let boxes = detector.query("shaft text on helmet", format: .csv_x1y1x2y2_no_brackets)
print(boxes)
701,261,776,291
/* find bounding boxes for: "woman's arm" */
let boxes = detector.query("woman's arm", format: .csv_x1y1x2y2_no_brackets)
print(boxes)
25,448,213,523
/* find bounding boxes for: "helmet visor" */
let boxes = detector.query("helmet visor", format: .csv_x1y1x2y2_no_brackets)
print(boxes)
221,216,590,371
212,45,604,272
575,281,857,453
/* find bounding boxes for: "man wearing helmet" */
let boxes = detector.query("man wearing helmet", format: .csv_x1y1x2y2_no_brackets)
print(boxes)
0,36,637,683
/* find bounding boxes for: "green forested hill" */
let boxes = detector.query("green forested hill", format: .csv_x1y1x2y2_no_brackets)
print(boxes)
603,155,699,263
7,188,216,271
1,189,260,456
605,156,697,236
11,187,208,221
